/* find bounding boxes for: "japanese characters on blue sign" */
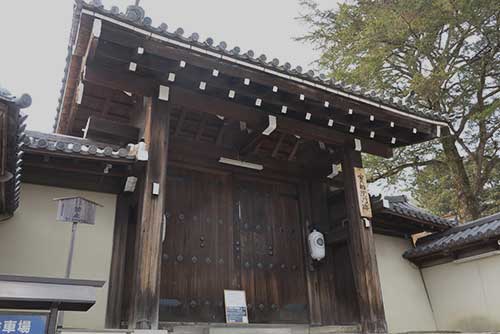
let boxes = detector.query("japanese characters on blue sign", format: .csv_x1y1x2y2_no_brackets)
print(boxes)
0,314,47,334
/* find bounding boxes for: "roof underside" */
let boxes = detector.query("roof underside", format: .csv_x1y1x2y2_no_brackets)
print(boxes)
54,0,449,162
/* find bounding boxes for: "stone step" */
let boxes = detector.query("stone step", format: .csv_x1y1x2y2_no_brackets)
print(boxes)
309,325,361,334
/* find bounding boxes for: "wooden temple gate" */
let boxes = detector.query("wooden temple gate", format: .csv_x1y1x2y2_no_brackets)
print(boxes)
53,2,449,333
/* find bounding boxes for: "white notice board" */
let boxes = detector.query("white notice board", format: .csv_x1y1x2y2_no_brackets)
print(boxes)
224,289,248,324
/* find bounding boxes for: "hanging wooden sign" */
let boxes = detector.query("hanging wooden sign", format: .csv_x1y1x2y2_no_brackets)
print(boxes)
354,167,372,218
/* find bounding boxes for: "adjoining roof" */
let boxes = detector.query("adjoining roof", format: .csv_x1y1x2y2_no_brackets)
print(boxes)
54,0,449,131
372,195,456,232
404,212,500,260
0,84,31,219
24,130,136,161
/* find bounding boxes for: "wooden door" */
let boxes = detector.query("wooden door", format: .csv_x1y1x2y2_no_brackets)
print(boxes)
159,168,309,324
235,178,309,323
160,167,236,322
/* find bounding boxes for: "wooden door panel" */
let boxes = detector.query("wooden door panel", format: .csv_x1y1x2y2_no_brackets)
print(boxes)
236,178,308,323
160,168,234,322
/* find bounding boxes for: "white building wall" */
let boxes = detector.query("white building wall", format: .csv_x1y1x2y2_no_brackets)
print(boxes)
0,183,116,329
374,234,437,333
422,253,500,331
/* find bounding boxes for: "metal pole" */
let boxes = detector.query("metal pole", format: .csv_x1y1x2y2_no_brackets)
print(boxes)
65,222,78,278
58,222,78,328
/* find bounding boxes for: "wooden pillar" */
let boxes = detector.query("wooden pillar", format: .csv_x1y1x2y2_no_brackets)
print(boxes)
342,148,387,333
129,87,171,329
106,193,131,328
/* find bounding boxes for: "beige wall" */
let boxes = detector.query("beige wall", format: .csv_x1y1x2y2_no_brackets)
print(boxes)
0,183,116,329
374,234,437,333
422,253,500,331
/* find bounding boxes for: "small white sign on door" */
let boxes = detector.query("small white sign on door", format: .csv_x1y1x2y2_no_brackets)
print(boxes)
224,289,248,324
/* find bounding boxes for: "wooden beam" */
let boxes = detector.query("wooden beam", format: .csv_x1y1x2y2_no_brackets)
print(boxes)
98,23,438,136
169,88,393,158
326,225,349,245
195,113,208,141
342,149,387,333
83,116,139,145
128,89,171,329
93,40,426,145
82,63,392,157
272,133,286,158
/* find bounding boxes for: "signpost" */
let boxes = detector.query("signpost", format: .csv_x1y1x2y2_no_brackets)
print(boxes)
53,197,102,327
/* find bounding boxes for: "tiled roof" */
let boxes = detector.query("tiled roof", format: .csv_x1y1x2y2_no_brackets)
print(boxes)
372,195,456,230
0,84,32,109
24,130,136,161
404,213,500,259
54,0,448,130
0,84,30,217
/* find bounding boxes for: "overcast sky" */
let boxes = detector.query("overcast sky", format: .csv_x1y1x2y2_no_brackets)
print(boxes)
0,0,335,132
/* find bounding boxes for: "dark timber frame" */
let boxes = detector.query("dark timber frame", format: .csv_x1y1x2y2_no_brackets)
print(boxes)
47,2,451,333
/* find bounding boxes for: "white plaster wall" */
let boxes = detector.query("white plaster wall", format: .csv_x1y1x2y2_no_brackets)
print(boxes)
0,183,116,329
422,254,500,331
374,234,437,333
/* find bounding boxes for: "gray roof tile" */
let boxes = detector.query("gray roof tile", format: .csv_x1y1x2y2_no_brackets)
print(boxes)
372,195,456,230
24,131,136,161
404,213,500,259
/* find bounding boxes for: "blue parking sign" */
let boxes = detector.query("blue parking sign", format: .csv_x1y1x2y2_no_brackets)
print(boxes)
0,314,48,334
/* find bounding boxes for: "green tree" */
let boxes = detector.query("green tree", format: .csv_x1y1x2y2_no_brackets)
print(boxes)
298,0,500,220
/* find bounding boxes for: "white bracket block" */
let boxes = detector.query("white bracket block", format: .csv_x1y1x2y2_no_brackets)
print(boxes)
262,115,277,136
349,125,355,133
327,164,342,179
324,101,329,108
305,112,311,121
255,98,262,107
354,138,362,152
152,182,160,196
363,218,371,228
244,78,251,85
281,106,287,114
212,69,219,77
391,137,397,144
168,73,176,82
272,86,278,93
228,90,236,99
370,131,375,139
137,46,144,55
179,60,186,68
158,85,170,101
76,82,84,105
92,19,102,38
328,119,334,127
129,62,137,72
299,94,305,101
199,81,207,90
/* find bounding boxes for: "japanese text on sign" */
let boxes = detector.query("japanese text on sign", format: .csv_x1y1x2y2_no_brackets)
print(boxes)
354,167,372,218
0,314,47,334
